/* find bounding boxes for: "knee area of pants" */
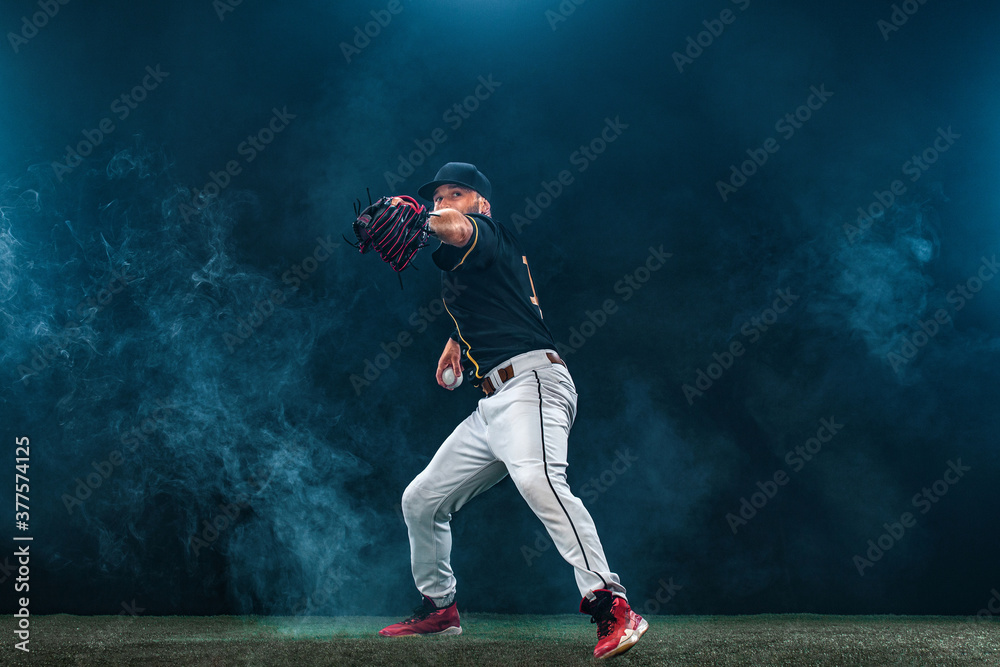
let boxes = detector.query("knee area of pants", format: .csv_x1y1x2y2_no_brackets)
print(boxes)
510,467,555,504
400,483,420,520
401,483,440,523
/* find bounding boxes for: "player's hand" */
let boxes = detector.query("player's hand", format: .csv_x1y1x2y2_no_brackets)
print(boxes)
425,208,473,247
436,338,463,389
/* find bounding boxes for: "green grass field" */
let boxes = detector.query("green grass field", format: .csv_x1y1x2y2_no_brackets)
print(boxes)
2,614,998,666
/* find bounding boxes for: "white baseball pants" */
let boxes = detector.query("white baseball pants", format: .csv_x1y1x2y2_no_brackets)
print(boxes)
401,349,625,606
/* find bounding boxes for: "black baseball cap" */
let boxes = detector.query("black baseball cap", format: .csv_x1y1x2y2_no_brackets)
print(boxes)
418,162,492,202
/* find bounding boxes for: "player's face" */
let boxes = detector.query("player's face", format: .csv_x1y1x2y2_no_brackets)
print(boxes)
433,184,481,215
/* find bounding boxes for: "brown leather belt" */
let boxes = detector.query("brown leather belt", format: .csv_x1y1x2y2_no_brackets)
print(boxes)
482,352,566,396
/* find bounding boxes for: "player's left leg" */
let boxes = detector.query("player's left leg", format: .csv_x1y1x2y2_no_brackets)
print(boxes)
485,362,647,658
486,363,621,596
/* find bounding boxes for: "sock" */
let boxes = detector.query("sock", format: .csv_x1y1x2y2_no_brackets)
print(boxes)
430,592,455,608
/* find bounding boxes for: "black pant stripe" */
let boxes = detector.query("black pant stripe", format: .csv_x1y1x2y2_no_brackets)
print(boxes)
532,370,609,588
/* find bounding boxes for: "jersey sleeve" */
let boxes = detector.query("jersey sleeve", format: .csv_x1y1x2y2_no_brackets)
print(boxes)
432,214,500,272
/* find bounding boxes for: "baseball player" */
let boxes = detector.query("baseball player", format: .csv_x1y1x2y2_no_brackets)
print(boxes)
354,163,647,659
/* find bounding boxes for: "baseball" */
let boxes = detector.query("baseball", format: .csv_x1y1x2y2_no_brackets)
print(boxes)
442,367,463,389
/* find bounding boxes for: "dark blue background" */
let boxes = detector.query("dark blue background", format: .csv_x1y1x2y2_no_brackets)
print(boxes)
1,0,997,617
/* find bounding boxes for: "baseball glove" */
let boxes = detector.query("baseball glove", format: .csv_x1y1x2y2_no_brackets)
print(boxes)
349,193,431,273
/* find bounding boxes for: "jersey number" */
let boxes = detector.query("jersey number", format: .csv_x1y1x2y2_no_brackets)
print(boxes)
522,256,542,319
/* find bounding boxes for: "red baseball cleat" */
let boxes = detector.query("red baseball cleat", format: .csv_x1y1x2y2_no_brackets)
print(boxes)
581,589,649,659
378,596,462,637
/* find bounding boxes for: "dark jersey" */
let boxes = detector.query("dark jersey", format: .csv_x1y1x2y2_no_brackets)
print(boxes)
432,213,556,381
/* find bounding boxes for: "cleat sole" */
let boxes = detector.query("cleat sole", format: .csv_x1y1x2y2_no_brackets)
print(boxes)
378,625,462,638
596,617,648,660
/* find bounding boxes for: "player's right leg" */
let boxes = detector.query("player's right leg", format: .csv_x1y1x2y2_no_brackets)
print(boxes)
379,407,507,637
